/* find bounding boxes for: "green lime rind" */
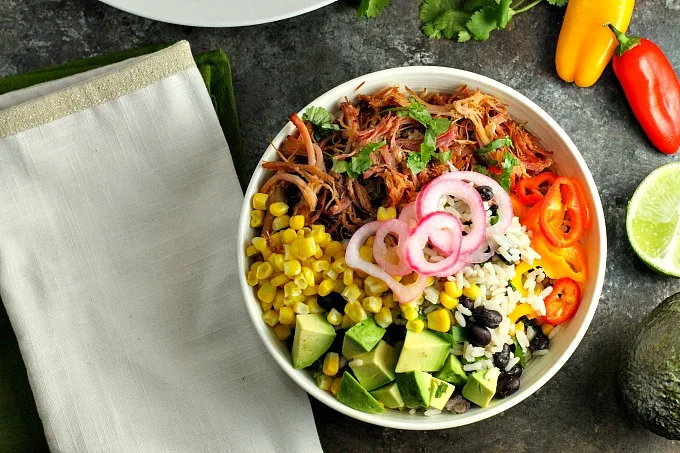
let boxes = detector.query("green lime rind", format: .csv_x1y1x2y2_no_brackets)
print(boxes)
626,162,680,278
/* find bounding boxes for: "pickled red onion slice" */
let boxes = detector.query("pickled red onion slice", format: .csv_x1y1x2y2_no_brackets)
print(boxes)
404,212,463,277
373,219,412,277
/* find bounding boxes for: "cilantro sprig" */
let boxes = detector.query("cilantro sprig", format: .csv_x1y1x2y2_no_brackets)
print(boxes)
357,0,391,18
302,106,340,139
331,140,387,178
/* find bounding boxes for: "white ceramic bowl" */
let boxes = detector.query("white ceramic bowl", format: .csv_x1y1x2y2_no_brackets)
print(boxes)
237,66,606,430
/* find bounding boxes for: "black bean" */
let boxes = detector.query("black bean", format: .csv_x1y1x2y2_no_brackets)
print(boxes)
317,292,346,313
530,333,550,351
383,323,406,347
493,344,511,369
459,296,474,311
496,374,520,398
476,185,494,202
498,253,515,265
489,204,498,216
467,324,491,347
509,342,516,354
472,307,503,329
505,363,523,378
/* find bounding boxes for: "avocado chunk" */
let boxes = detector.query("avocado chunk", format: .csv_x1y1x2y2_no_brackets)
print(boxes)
370,382,404,409
435,354,468,387
396,371,432,408
620,292,680,440
349,340,398,391
462,369,498,408
429,377,455,410
342,318,386,359
336,371,385,414
395,329,450,373
291,314,336,369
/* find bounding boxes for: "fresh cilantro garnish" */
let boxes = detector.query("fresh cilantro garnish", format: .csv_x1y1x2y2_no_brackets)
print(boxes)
499,151,518,192
332,140,387,178
513,337,527,368
406,152,426,175
419,0,471,40
357,0,391,18
437,150,452,164
547,0,568,5
434,382,448,398
302,106,340,138
473,164,491,176
475,136,513,154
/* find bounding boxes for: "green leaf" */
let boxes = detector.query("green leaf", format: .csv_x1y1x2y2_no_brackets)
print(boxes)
473,164,491,176
357,0,391,18
475,136,513,154
434,382,448,398
331,159,349,174
419,0,471,40
348,140,387,178
302,106,340,137
513,337,527,368
429,117,452,135
437,150,452,164
457,29,472,42
499,152,519,192
547,0,568,6
465,6,499,41
497,0,513,28
395,100,432,125
407,153,426,175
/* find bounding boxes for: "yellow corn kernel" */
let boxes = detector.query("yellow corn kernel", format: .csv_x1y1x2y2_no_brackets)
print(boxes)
325,241,344,258
262,309,279,327
359,245,374,263
283,260,302,277
427,309,451,333
331,377,343,395
516,321,525,333
279,307,296,325
322,266,338,280
272,215,290,231
317,232,331,248
269,232,282,248
365,236,375,247
541,324,555,336
249,210,264,228
301,227,313,238
301,267,315,287
269,202,289,217
406,319,425,333
257,282,276,304
401,273,415,285
294,237,317,259
303,285,318,296
282,244,293,261
439,292,459,310
382,293,397,309
250,261,263,271
463,283,481,300
444,281,463,299
306,297,324,314
311,259,330,273
345,301,368,323
343,269,354,286
316,374,333,391
261,249,272,261
293,301,310,315
341,284,362,303
271,274,289,288
318,279,335,297
270,254,285,272
374,307,393,328
246,245,259,257
281,228,297,245
246,271,259,287
393,275,403,282
288,214,304,230
252,193,269,211
273,323,292,341
283,281,302,299
331,257,347,274
283,297,295,307
314,247,323,259
333,279,346,294
260,300,273,312
411,295,425,306
401,302,419,321
362,296,383,314
273,290,285,310
363,276,389,295
426,276,436,287
293,274,308,290
341,314,356,329
327,308,343,326
311,224,325,233
311,229,325,245
255,262,274,280
377,206,397,221
252,236,268,252
323,352,340,376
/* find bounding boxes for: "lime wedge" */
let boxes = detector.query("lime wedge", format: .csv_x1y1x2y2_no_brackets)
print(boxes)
627,162,680,277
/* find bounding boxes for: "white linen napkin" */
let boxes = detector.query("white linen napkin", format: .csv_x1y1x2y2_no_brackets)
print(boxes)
0,41,323,453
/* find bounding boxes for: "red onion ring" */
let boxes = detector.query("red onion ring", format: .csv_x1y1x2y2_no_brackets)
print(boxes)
373,219,412,277
465,240,494,264
404,212,463,277
398,202,418,231
345,221,428,304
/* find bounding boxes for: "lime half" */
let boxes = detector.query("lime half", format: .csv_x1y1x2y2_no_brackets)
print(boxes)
627,162,680,277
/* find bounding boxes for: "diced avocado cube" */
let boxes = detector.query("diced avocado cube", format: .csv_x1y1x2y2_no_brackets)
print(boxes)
342,318,385,359
291,314,336,369
429,377,455,410
435,354,468,387
396,371,432,408
349,340,398,391
395,330,450,373
336,371,385,414
462,369,498,408
371,382,404,409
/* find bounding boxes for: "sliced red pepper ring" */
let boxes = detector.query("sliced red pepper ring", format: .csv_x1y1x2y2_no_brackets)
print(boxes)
570,177,592,231
539,176,584,248
530,230,587,282
543,277,581,325
515,172,557,206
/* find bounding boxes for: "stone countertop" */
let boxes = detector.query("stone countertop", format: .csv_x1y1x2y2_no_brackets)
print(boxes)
1,0,679,451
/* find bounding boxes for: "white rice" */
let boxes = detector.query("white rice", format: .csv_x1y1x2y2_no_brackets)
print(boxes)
424,409,442,417
505,356,520,371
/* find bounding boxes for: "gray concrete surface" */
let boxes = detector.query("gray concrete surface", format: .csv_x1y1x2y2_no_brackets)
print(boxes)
1,0,679,451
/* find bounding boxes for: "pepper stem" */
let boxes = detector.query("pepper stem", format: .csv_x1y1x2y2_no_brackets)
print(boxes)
605,23,641,57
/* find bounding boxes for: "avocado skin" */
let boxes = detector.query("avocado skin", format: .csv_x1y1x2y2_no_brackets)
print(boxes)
620,292,680,440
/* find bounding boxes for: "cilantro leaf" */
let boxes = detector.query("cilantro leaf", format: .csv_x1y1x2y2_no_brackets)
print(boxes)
420,0,471,40
428,117,452,135
499,152,519,192
395,100,452,174
333,140,386,178
357,0,391,18
434,382,448,398
437,150,452,164
395,100,432,125
473,164,491,176
406,152,426,175
475,137,513,154
514,337,527,368
466,6,499,41
302,106,340,137
331,159,349,175
547,0,568,6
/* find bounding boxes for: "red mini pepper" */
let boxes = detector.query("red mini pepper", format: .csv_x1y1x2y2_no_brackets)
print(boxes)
542,277,582,325
540,177,584,248
607,24,680,155
516,172,557,206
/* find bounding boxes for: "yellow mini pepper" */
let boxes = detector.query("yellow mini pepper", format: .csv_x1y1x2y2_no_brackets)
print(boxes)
555,0,635,87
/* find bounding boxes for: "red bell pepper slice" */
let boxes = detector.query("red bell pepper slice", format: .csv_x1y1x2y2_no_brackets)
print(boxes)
539,177,584,248
570,178,592,231
515,172,557,206
543,277,581,325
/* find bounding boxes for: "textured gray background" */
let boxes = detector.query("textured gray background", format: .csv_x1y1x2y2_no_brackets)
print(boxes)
1,0,680,451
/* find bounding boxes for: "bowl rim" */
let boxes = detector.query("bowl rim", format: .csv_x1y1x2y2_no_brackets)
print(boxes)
237,65,607,430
